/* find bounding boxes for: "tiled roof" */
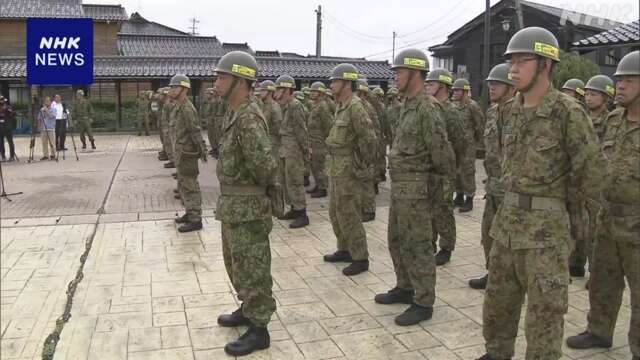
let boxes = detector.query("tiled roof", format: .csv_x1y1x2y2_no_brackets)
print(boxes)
82,4,128,22
120,12,189,36
521,0,622,30
222,43,254,54
1,56,392,81
0,0,84,19
118,34,224,57
255,50,281,57
572,20,640,48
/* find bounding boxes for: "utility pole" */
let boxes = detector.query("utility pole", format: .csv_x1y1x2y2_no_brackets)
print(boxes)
514,0,524,30
392,31,397,61
315,5,322,58
482,0,491,108
188,17,199,35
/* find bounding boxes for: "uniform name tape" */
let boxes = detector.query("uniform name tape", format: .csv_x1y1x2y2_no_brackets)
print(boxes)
463,85,471,91
534,42,559,59
576,87,585,96
180,80,190,87
605,84,615,96
342,72,358,80
279,82,294,88
231,64,256,78
404,57,426,68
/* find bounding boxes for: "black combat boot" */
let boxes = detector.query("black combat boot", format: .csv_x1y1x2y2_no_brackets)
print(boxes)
178,221,202,233
174,193,181,199
158,153,169,161
323,250,353,263
224,325,270,356
278,206,295,220
453,193,464,207
475,354,509,360
469,274,488,289
435,249,452,266
459,196,473,212
174,214,188,224
303,175,310,187
306,185,319,194
395,304,433,326
310,189,327,198
569,266,586,277
90,139,96,149
289,209,309,229
374,287,414,305
566,331,612,349
164,161,175,168
173,188,179,194
362,212,375,222
342,260,369,276
218,306,252,327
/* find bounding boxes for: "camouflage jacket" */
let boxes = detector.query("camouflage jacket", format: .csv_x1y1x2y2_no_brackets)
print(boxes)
389,88,455,197
136,97,150,118
279,97,309,158
483,98,513,196
260,97,283,151
327,98,337,115
601,108,640,209
386,100,401,146
490,88,605,249
171,99,203,158
308,99,333,146
370,96,390,145
216,97,277,223
325,94,377,179
211,96,228,120
455,98,485,145
440,98,470,166
590,108,610,143
71,98,94,123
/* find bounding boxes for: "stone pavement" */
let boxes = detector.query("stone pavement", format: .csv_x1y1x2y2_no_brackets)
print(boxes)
0,134,634,359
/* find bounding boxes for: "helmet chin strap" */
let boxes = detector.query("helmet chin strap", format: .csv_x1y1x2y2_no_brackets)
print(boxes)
222,77,239,101
520,57,544,94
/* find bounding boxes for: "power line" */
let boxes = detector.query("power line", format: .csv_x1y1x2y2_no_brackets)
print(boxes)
396,1,467,38
323,11,392,40
365,32,451,59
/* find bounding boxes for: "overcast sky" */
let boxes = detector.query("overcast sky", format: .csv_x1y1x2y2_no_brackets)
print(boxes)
90,0,639,61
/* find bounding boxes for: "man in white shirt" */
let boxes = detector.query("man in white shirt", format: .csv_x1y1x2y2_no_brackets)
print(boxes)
52,94,66,150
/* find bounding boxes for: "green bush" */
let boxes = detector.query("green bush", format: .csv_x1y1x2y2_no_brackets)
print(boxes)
90,101,137,130
553,51,600,89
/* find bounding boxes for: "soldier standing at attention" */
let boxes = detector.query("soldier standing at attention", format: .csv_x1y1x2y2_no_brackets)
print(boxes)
356,78,381,221
136,90,150,136
322,63,376,276
161,87,177,169
566,50,640,360
151,89,168,161
385,86,401,145
209,87,228,158
584,75,615,142
306,81,333,198
451,78,483,212
200,87,214,145
468,63,515,289
561,78,586,102
374,49,455,325
213,51,278,357
274,75,310,228
258,80,283,166
72,89,96,150
168,74,206,233
424,68,469,266
476,27,604,360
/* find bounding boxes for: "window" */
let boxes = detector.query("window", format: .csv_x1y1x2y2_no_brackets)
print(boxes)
604,48,619,66
434,57,454,71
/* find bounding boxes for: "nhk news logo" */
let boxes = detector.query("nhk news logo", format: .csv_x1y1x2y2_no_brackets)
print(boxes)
27,18,94,85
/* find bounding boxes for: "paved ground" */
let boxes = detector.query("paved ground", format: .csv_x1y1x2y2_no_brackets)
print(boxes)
0,134,633,360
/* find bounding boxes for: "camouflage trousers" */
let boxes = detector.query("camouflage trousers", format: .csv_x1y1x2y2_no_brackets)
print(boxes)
480,192,503,268
76,120,94,144
455,149,476,196
329,176,368,261
483,242,570,359
376,144,387,182
176,156,202,222
568,200,596,270
361,178,376,215
137,114,149,133
310,143,328,190
388,181,436,308
281,152,307,211
587,206,640,356
430,176,456,251
162,123,174,162
222,218,276,327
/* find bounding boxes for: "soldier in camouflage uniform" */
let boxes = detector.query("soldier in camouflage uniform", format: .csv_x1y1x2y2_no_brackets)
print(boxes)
371,86,391,182
136,90,150,136
160,87,177,169
209,88,228,158
562,78,586,102
168,75,206,233
306,81,333,198
585,75,615,142
274,75,310,228
71,89,96,150
468,63,515,289
258,80,282,163
294,90,312,187
451,78,484,212
374,49,455,326
385,86,401,145
213,51,278,357
356,78,381,222
566,50,640,360
200,87,214,143
151,89,168,160
425,68,470,266
323,63,377,276
476,27,604,360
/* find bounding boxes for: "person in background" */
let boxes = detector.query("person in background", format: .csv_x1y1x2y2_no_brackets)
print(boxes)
38,96,56,160
51,94,66,151
0,95,17,162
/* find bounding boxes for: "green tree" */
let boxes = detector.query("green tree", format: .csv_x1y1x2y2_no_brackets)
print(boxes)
553,51,600,89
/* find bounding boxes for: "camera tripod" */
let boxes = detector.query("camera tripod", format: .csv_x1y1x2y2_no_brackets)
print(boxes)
0,161,22,202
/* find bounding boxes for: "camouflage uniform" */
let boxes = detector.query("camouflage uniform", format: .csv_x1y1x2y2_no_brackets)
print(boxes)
480,99,512,267
172,98,204,223
360,97,380,215
326,95,376,261
71,96,95,145
483,89,604,359
216,97,277,327
161,98,175,162
386,99,401,145
209,95,228,152
388,88,454,306
280,97,309,211
308,98,333,191
136,92,150,135
260,96,283,165
150,93,163,149
454,97,484,196
431,98,468,251
370,95,390,179
585,107,639,356
590,109,610,143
